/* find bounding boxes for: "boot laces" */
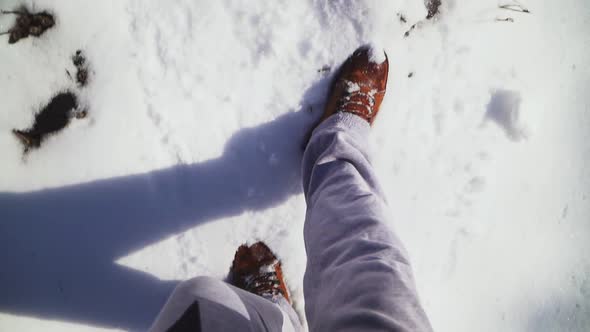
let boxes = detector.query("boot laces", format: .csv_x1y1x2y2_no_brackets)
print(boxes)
337,81,383,120
243,266,283,300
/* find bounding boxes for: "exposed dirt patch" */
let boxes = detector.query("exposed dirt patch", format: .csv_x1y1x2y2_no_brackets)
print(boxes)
68,50,90,87
404,23,418,37
403,0,442,37
13,92,79,151
0,8,54,44
425,0,442,20
317,65,331,74
397,13,407,23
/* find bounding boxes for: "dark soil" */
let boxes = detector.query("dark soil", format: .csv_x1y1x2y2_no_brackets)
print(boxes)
404,23,418,37
13,92,78,150
425,0,442,20
404,1,442,37
398,13,407,23
317,65,331,74
72,50,89,87
1,8,54,44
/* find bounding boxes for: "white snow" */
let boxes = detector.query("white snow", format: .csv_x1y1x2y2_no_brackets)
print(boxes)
367,42,387,64
344,81,361,93
1,0,589,332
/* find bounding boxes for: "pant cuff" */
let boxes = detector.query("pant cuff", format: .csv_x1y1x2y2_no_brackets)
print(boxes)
311,112,371,140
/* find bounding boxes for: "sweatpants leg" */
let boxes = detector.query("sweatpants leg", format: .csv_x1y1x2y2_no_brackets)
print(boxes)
302,112,432,332
149,276,302,332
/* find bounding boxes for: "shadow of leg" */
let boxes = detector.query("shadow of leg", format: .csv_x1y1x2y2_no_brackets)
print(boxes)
0,75,332,330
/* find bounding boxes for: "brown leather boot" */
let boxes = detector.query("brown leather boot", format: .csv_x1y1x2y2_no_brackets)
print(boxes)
228,241,291,304
321,45,389,125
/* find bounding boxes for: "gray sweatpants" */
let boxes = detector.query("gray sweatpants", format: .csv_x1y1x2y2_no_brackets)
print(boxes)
150,113,432,332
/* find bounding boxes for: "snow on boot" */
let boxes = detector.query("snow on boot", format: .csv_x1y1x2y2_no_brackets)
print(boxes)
321,44,389,125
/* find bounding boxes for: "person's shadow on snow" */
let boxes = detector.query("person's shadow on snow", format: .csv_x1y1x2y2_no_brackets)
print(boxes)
0,78,331,331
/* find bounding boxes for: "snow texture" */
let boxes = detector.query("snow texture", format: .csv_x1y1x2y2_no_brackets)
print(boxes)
367,42,387,64
345,81,361,93
485,89,527,141
1,0,590,331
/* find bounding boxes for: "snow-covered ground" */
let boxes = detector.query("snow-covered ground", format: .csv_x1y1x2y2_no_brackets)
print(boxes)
1,0,589,331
